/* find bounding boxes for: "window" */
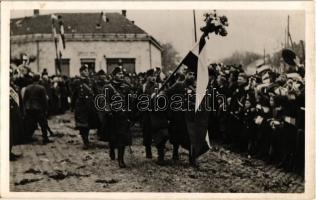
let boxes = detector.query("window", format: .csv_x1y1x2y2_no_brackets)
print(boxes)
106,58,135,74
55,59,70,76
80,58,96,73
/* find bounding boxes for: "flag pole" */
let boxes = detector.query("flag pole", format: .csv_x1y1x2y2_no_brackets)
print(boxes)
157,10,200,93
193,10,197,43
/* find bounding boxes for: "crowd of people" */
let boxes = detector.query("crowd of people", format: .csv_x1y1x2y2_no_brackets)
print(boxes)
10,57,305,174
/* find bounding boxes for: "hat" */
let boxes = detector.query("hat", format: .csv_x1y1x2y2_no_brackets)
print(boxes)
80,64,88,72
146,69,155,77
256,64,271,75
112,66,123,76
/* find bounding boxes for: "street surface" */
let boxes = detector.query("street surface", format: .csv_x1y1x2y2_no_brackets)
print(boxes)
10,112,304,192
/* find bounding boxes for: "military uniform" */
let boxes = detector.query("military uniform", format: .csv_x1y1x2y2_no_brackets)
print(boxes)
141,80,158,158
165,80,190,156
105,67,133,168
71,75,99,148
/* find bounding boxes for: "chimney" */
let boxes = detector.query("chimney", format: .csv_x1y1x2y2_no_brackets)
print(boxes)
122,10,126,17
33,9,39,16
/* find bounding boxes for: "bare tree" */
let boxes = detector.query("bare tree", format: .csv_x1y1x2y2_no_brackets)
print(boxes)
161,42,180,73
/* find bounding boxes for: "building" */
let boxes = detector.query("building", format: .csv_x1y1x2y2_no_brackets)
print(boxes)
10,10,162,76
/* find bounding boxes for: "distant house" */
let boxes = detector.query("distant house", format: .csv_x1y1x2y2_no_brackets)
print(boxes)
10,10,162,76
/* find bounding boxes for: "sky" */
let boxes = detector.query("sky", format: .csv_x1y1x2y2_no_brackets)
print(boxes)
11,9,305,62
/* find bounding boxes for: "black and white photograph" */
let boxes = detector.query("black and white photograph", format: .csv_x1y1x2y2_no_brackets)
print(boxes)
1,1,315,199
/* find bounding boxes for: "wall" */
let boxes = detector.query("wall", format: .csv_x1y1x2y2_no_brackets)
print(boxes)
151,43,162,69
11,40,162,76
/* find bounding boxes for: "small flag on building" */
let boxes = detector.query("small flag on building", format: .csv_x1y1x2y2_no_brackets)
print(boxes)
58,17,66,49
51,14,66,75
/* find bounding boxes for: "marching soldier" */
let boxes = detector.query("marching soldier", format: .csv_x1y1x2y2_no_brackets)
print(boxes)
71,65,99,149
106,66,132,168
141,69,158,159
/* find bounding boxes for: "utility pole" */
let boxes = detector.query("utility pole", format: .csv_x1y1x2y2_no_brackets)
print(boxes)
193,10,197,43
288,15,294,49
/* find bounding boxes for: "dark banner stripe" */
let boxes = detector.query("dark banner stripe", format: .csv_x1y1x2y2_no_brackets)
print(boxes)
199,35,206,53
182,51,198,73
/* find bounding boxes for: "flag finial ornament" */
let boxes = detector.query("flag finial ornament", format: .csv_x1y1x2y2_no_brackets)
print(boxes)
200,10,229,37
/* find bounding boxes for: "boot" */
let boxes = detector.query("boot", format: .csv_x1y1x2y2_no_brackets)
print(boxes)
189,145,198,167
10,152,21,161
42,129,52,145
80,131,90,150
172,144,179,161
42,134,52,145
118,146,126,168
145,146,152,159
156,146,166,166
109,147,116,160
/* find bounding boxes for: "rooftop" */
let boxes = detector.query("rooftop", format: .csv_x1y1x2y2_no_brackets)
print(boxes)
11,12,147,35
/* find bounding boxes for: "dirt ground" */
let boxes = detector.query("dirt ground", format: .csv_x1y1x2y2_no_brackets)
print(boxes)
10,112,304,192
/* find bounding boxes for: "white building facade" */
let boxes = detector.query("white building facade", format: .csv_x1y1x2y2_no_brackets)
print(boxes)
10,12,162,76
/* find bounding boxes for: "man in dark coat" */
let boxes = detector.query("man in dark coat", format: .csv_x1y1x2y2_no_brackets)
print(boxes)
106,66,132,168
23,74,51,144
141,69,158,159
71,65,99,149
10,81,24,160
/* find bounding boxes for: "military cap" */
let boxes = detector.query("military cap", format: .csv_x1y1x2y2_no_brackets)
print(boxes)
112,66,123,75
33,74,41,82
146,69,155,77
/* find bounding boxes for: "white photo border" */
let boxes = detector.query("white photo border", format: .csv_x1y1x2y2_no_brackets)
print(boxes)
1,1,315,199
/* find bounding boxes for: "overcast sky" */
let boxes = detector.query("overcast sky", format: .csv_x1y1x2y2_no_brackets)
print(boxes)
11,10,305,62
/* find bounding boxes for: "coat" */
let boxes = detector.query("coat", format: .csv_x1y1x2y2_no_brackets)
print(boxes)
23,82,48,112
72,77,99,129
106,80,133,147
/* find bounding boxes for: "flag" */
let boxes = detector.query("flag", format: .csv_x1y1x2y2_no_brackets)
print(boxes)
57,34,64,58
180,34,211,159
51,14,66,75
195,36,209,111
102,12,107,22
181,34,209,111
58,19,66,49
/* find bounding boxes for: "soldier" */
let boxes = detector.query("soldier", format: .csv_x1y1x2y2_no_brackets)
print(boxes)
71,65,98,149
165,71,191,162
106,66,132,168
94,69,110,141
141,69,158,159
23,74,52,144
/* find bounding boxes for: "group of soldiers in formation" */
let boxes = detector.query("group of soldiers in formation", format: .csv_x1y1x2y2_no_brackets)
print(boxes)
10,60,305,173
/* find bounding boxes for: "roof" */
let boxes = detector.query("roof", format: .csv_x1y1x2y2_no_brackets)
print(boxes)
11,12,147,35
